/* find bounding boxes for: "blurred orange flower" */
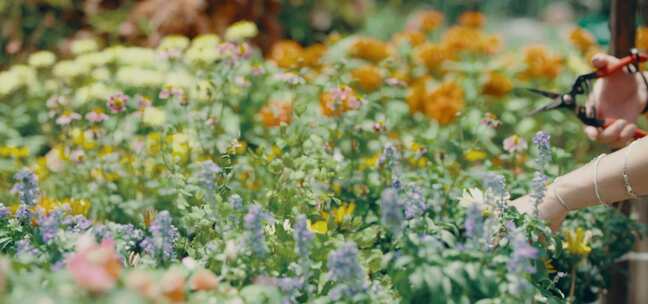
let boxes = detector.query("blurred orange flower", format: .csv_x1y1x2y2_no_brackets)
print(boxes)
569,27,596,53
459,11,486,28
637,27,648,51
416,43,449,73
482,72,512,97
520,45,562,80
351,65,383,91
406,76,430,113
320,86,360,117
407,10,444,33
302,43,327,69
259,100,293,127
270,40,304,69
392,31,426,47
442,26,501,55
349,37,390,63
423,80,464,124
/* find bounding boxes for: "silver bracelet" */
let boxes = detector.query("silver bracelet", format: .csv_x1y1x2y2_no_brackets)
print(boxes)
624,141,639,199
552,177,571,211
594,153,607,205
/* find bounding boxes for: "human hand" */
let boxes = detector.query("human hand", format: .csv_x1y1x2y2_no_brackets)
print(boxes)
510,193,566,231
585,53,647,149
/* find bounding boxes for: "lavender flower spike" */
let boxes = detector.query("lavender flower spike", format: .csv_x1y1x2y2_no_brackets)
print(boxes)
13,169,40,207
141,210,179,262
327,242,367,301
244,204,272,257
380,188,404,235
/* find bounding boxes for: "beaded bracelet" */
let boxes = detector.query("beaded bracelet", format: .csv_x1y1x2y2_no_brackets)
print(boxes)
623,141,639,199
594,153,607,205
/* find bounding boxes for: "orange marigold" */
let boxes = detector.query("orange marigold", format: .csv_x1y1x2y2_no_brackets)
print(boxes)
320,86,360,117
303,43,327,69
259,100,293,127
349,37,390,63
416,43,449,73
407,10,444,33
521,45,562,80
392,31,426,47
406,77,429,113
270,40,304,69
458,11,486,28
637,27,648,51
482,72,512,97
442,26,500,55
569,27,596,53
351,65,383,91
423,81,464,125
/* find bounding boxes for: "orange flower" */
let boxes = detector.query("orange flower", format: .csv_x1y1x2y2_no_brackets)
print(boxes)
416,43,449,73
320,86,360,117
160,268,185,303
303,43,327,69
351,65,383,91
423,81,464,124
259,100,293,127
407,10,444,33
458,11,486,28
406,76,430,113
392,31,426,47
191,269,219,291
349,37,390,63
637,27,648,51
569,27,596,53
520,45,562,80
482,72,512,97
442,26,501,55
270,40,304,69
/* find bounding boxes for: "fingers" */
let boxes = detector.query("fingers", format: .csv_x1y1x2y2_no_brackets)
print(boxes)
598,119,627,145
591,53,618,69
584,126,599,141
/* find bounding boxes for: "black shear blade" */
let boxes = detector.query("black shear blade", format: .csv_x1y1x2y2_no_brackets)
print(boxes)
523,88,562,99
529,99,564,116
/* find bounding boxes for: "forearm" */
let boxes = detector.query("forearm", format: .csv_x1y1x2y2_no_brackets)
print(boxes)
550,137,648,211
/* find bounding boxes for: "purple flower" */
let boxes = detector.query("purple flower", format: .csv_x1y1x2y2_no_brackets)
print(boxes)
16,238,40,258
13,169,40,207
403,186,427,219
533,131,551,166
228,194,244,211
244,204,272,257
503,135,527,153
197,160,221,191
507,222,538,273
55,111,81,125
464,203,484,241
294,214,314,258
141,211,178,262
38,208,66,244
63,215,93,232
15,206,32,223
380,188,404,235
0,203,8,219
327,242,367,301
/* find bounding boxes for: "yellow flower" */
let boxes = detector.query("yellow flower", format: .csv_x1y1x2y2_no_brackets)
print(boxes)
71,39,99,55
225,21,258,42
307,220,328,234
0,146,29,158
28,51,56,68
171,133,190,161
544,259,557,273
322,202,356,224
142,107,167,127
158,35,190,52
464,149,486,162
563,228,592,256
569,27,596,54
637,27,648,51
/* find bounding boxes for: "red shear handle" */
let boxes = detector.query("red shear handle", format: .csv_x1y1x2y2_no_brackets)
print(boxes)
596,53,648,77
603,118,648,139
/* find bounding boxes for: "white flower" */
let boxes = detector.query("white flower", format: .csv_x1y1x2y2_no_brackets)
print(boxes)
142,107,166,127
459,188,488,210
283,219,293,232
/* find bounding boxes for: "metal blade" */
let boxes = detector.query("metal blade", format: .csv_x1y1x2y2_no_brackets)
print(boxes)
523,88,562,99
528,99,564,116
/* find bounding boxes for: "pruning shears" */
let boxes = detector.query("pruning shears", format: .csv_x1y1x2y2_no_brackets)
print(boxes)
525,48,648,139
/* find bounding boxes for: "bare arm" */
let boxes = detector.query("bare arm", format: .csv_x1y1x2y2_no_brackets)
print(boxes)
512,137,648,230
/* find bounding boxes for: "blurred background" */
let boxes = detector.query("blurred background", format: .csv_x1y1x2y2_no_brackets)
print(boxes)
0,0,630,67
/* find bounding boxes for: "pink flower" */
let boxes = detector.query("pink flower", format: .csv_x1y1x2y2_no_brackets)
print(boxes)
503,135,528,153
56,111,81,125
66,234,122,293
107,92,129,113
85,108,109,123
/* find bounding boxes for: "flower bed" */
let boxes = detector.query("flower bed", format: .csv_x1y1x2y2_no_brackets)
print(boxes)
0,14,643,303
